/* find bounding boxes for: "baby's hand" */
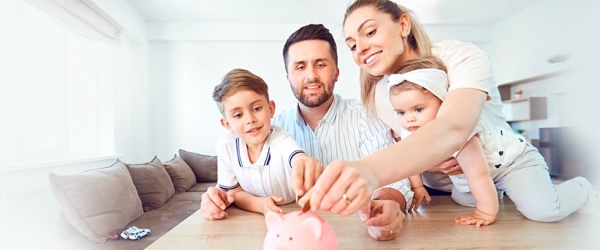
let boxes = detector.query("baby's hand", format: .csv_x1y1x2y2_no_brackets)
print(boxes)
409,186,431,211
262,196,284,215
454,208,496,227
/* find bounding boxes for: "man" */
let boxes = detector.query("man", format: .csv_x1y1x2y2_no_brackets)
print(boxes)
272,24,410,241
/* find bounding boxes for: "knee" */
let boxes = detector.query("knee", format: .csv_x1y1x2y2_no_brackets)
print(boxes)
519,209,564,222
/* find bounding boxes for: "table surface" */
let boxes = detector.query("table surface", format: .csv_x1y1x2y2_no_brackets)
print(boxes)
147,196,599,249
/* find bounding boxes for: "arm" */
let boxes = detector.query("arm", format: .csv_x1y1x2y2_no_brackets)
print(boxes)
407,174,431,211
304,89,488,215
454,137,498,227
229,186,284,215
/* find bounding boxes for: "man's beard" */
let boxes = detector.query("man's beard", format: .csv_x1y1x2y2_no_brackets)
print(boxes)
293,83,333,108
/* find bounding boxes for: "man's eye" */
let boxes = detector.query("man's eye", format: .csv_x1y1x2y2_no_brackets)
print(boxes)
317,63,326,68
296,65,304,70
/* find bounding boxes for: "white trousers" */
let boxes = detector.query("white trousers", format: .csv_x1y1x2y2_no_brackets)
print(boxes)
427,144,593,222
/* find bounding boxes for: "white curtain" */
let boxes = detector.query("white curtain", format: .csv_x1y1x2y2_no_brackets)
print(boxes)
21,0,121,45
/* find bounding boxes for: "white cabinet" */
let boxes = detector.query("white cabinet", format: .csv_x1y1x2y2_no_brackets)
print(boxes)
502,97,547,122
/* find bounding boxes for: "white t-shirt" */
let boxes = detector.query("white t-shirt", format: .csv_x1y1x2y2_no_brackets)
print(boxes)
375,40,511,139
216,126,304,204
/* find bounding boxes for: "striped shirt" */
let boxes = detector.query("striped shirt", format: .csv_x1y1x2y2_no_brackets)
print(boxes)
272,95,413,204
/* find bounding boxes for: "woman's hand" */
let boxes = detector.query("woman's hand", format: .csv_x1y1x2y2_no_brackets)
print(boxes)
299,160,379,216
427,157,463,175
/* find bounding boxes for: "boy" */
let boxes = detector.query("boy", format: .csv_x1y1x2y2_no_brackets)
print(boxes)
200,68,323,220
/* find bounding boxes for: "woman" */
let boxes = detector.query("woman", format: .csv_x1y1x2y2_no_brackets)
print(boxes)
301,0,596,222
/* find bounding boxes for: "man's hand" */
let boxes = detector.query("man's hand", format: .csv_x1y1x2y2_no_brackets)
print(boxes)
427,157,463,175
262,196,284,215
200,187,235,220
409,186,431,211
358,200,405,241
291,153,324,196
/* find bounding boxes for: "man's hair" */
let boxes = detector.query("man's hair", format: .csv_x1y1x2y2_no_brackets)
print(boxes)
282,24,338,72
212,68,270,116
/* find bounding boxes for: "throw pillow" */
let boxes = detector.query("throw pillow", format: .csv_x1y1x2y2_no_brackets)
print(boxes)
126,156,175,212
48,160,143,243
179,149,218,183
163,154,196,192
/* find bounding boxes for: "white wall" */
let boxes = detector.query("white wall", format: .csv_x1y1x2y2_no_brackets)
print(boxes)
488,0,600,180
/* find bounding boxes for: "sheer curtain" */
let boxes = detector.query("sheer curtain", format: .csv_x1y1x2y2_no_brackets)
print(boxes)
0,0,120,170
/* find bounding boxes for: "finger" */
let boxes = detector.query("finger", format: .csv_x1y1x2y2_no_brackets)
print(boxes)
358,204,371,222
424,194,432,204
298,189,312,207
303,162,316,193
292,164,306,196
310,161,345,211
208,189,227,210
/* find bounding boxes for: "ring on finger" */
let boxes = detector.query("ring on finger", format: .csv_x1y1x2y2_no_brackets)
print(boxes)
388,230,393,237
342,193,352,204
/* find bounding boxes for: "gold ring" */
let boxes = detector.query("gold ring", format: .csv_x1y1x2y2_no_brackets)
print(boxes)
342,193,352,204
389,230,393,236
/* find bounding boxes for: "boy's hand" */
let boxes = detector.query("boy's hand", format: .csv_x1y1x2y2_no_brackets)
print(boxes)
454,208,497,227
263,196,284,215
200,187,235,220
409,186,431,211
291,154,324,196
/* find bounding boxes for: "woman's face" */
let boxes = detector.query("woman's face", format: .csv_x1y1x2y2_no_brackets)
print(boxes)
344,6,411,76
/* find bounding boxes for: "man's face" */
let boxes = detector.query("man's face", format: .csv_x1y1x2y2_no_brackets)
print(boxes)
286,40,339,108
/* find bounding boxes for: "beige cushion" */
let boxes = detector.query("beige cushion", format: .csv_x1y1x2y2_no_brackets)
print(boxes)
126,156,175,212
163,154,196,192
179,149,218,183
48,160,143,243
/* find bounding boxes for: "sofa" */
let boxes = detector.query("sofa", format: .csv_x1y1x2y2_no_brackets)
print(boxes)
49,149,218,250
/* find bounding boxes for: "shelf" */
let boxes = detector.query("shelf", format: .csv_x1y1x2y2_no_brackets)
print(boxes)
498,69,568,87
502,97,547,122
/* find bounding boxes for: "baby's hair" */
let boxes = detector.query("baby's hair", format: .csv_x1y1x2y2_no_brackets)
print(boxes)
212,68,270,116
389,55,447,97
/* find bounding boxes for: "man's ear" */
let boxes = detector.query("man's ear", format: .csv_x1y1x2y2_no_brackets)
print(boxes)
268,100,276,118
220,117,231,130
334,68,340,82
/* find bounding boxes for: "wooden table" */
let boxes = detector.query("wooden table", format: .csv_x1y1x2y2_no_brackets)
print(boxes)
147,196,599,249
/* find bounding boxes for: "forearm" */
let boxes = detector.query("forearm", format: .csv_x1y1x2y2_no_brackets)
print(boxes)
408,174,424,189
468,175,498,216
232,191,265,214
359,89,486,188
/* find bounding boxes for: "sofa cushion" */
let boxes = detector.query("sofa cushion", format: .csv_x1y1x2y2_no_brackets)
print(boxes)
179,149,218,183
48,160,143,243
126,156,175,212
163,154,196,192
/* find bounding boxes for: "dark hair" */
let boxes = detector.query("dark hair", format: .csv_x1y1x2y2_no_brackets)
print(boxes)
212,68,269,116
282,24,338,72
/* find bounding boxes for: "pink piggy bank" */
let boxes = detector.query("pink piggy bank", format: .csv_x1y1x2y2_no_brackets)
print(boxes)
264,211,338,250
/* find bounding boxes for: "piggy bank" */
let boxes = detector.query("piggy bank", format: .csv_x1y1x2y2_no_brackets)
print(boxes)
264,211,337,250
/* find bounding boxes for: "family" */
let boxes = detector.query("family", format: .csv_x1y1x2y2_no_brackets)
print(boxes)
200,0,597,241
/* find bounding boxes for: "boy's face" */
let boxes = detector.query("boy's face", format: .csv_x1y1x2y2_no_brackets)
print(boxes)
220,90,276,148
390,89,441,132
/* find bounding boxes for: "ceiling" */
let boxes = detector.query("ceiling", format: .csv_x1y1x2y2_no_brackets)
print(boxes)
126,0,543,25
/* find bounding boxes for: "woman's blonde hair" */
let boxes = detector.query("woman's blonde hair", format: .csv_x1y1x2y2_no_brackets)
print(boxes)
344,0,432,113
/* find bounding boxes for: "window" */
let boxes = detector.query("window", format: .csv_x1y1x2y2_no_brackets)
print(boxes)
0,1,115,169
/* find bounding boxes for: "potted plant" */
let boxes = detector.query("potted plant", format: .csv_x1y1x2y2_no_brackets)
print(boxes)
514,89,523,99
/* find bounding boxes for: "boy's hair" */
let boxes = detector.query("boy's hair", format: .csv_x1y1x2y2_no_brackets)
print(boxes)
212,68,270,116
389,55,447,97
282,24,338,73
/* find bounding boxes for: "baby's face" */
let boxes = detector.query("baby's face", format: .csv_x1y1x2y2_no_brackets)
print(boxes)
390,89,442,132
220,90,275,147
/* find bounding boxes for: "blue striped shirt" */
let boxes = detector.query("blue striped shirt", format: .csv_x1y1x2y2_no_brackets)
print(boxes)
272,95,413,204
273,95,393,165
